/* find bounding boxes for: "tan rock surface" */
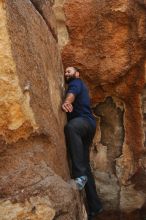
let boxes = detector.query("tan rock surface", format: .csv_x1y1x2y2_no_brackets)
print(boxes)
0,197,55,220
0,1,37,143
53,0,69,49
4,0,68,178
0,1,85,219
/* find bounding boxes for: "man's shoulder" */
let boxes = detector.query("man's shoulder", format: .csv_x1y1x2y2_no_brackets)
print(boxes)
69,78,82,86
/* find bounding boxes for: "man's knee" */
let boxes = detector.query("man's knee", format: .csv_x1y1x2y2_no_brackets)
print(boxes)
64,119,79,134
64,122,74,133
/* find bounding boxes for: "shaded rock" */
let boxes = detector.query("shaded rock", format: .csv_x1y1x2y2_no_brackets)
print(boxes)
120,185,145,213
94,171,120,210
94,97,124,171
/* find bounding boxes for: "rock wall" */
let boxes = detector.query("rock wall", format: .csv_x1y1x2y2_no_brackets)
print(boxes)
60,0,146,219
1,0,146,219
0,1,85,219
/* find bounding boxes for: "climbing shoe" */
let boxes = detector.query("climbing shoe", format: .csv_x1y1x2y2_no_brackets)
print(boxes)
74,175,88,190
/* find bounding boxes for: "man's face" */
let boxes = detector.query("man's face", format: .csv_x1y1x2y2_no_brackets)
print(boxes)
64,67,76,83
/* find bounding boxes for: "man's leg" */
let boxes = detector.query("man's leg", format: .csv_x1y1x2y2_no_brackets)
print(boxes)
64,117,102,213
83,124,103,213
84,156,102,213
64,117,89,178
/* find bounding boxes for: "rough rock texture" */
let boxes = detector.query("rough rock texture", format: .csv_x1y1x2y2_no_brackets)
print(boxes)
0,166,86,220
1,0,146,219
60,0,146,219
30,0,58,41
0,0,85,219
0,196,55,220
53,0,69,49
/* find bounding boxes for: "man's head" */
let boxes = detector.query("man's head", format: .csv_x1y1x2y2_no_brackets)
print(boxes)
65,67,80,83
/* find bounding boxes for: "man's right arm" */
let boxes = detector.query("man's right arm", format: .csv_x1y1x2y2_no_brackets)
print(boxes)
62,93,75,112
62,79,81,112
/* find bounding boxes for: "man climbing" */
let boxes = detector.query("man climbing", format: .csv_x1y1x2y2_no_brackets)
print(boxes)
62,66,103,220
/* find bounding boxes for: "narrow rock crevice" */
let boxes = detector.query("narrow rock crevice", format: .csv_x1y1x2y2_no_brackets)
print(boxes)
30,0,58,41
94,96,125,173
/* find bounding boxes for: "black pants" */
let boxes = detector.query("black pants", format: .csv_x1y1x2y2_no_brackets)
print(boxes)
64,117,102,212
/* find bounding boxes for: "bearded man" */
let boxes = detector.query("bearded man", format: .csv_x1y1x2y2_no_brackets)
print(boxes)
62,66,103,220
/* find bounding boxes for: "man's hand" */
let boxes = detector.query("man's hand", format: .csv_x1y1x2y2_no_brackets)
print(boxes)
62,93,75,112
62,101,73,112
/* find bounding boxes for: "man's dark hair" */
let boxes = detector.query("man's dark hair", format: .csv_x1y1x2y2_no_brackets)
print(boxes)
73,66,80,73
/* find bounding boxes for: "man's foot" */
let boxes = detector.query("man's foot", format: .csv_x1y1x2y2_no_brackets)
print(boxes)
88,207,103,220
74,175,88,190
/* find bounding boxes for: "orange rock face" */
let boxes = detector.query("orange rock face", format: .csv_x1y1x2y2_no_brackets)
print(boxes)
62,0,146,159
63,0,145,84
61,0,146,218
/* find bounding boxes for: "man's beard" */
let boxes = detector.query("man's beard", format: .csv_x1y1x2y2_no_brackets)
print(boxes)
65,76,76,83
